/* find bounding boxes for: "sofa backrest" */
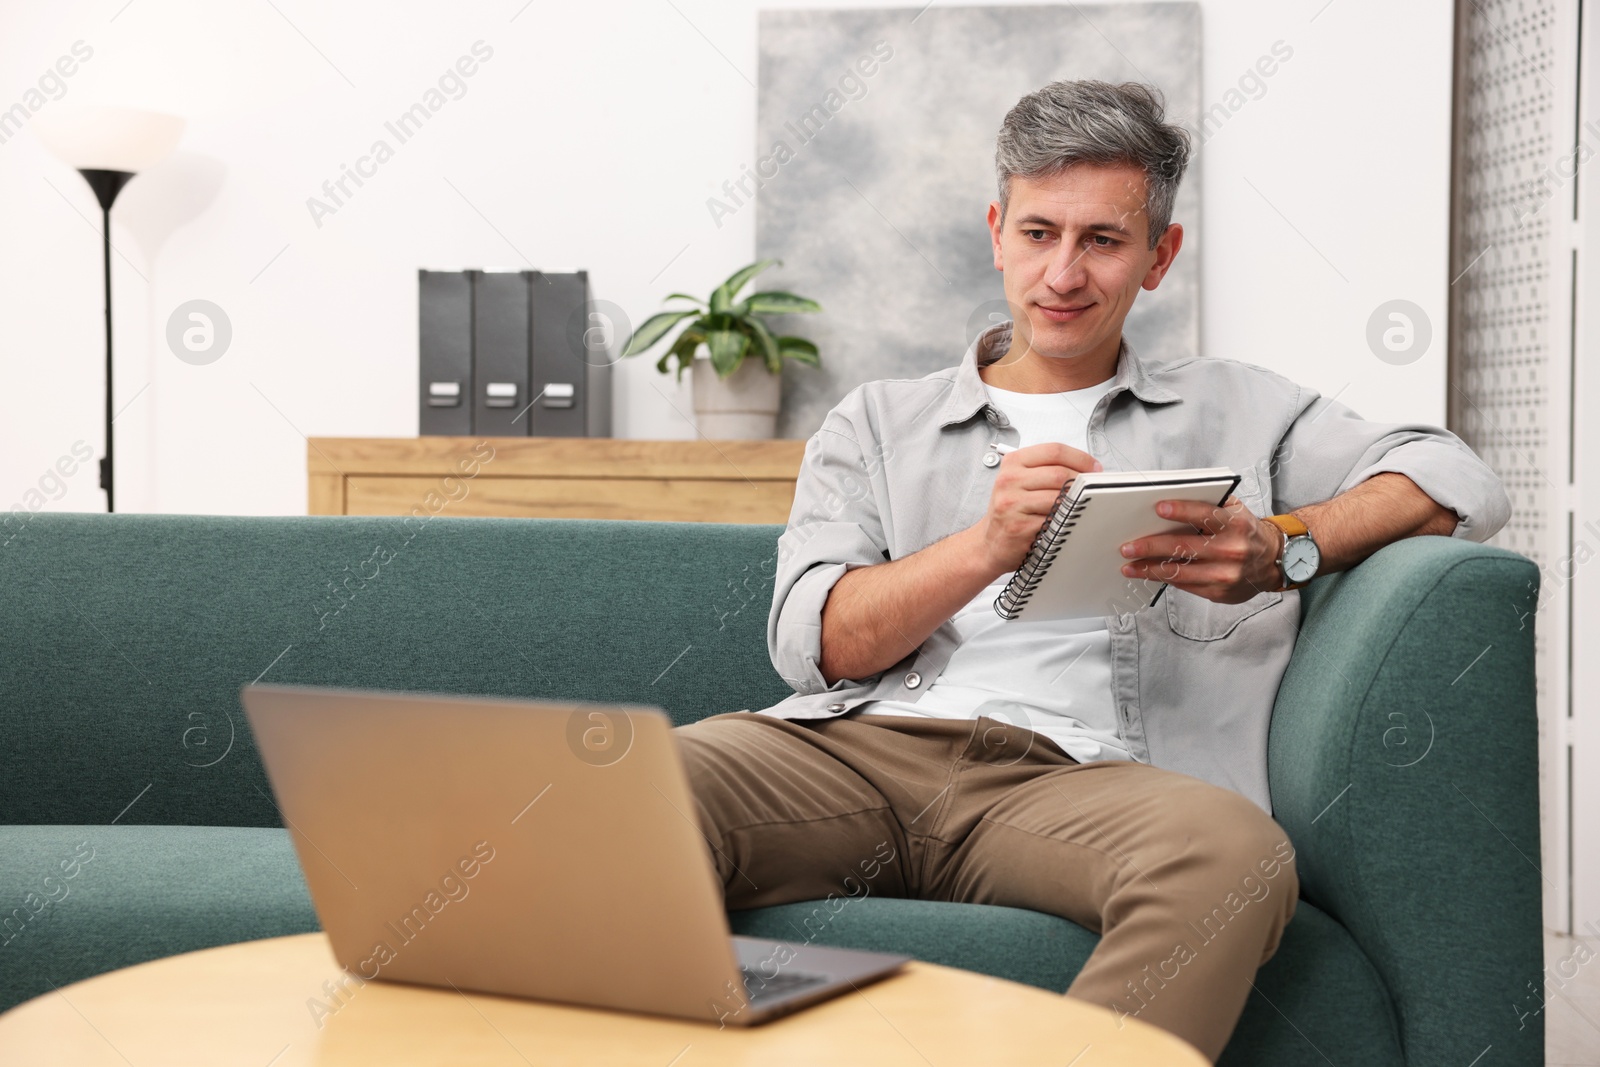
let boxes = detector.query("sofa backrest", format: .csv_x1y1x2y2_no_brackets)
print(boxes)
0,515,793,828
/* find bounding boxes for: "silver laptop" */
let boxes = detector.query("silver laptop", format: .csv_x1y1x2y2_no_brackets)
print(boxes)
241,683,909,1026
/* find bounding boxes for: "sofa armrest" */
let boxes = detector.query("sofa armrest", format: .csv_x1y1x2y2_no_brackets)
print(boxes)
1269,536,1543,1067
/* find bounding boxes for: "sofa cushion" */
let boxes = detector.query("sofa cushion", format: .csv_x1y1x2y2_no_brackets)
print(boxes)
4,825,1401,1066
730,895,1095,989
729,895,1404,1066
0,825,318,1013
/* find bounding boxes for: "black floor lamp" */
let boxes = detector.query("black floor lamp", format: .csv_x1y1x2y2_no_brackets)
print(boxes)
35,107,184,513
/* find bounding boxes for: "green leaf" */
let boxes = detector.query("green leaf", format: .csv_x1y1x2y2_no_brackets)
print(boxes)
746,317,781,374
667,330,704,382
706,329,748,379
738,291,822,316
663,293,705,305
715,258,783,307
622,310,701,358
777,335,820,368
775,335,818,355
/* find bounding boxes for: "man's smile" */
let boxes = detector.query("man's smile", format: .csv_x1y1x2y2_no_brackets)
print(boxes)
1037,301,1093,322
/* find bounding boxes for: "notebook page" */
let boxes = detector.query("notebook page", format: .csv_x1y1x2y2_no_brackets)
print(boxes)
1004,475,1239,622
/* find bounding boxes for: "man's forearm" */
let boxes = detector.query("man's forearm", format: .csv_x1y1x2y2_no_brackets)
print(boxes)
818,525,998,686
1291,472,1459,575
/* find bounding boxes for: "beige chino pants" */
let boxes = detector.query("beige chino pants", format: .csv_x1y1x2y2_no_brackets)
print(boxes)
675,710,1299,1063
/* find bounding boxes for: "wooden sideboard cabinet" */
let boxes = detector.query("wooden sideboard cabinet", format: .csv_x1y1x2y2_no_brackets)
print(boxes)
306,437,807,523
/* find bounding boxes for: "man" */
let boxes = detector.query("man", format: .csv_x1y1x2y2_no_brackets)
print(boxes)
675,79,1509,1061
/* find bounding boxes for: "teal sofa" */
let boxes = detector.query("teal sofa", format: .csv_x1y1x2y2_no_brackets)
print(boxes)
0,514,1543,1064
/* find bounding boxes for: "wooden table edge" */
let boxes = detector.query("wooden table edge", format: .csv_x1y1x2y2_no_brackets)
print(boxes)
0,932,1209,1065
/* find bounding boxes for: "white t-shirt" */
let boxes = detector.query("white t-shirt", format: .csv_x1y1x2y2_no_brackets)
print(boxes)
860,376,1132,765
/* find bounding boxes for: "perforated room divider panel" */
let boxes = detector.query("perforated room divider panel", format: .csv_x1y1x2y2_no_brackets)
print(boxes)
1448,0,1596,932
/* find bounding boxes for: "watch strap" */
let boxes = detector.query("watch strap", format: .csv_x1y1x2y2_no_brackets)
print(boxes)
1264,513,1309,539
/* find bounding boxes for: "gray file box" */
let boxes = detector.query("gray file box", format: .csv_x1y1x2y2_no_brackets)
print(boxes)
529,270,612,438
420,268,612,437
471,270,532,437
418,270,473,436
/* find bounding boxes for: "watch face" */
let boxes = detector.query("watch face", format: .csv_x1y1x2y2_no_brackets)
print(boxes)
1283,536,1320,583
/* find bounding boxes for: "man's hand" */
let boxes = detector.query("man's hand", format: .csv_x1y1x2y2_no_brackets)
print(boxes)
970,443,1103,579
1117,473,1463,606
818,441,1100,685
1117,496,1284,604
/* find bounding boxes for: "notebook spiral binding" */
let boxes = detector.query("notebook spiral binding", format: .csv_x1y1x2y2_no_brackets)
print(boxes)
992,484,1093,620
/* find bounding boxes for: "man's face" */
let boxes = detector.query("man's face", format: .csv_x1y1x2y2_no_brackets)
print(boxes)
986,163,1182,362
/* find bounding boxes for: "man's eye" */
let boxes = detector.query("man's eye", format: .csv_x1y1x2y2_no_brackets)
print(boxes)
1023,229,1049,241
1088,234,1116,248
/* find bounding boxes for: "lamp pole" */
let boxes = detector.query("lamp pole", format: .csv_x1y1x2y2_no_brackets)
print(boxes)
77,168,133,513
33,108,184,513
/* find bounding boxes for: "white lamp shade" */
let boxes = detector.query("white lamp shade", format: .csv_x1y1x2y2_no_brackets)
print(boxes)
33,105,185,172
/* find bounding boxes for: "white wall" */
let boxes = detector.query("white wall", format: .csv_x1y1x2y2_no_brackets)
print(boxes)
0,0,1453,516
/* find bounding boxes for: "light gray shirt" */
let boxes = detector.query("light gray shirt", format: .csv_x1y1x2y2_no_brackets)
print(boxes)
751,320,1511,812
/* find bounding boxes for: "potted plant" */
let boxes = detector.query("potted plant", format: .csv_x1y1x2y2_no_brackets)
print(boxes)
620,258,821,439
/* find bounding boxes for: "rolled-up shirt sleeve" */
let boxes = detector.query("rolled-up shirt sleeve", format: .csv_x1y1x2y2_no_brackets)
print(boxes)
768,414,891,695
1270,386,1512,543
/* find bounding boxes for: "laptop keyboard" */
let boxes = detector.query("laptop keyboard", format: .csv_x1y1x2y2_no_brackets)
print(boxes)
740,965,831,1003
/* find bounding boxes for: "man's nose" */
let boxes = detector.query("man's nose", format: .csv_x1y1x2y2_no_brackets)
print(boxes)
1044,243,1090,291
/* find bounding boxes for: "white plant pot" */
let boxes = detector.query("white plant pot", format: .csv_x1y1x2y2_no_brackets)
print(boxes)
692,356,781,439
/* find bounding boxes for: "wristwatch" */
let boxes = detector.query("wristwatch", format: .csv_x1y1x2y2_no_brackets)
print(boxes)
1263,513,1321,591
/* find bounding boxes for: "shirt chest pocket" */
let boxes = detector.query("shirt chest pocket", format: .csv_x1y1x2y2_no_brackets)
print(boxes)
1164,588,1283,641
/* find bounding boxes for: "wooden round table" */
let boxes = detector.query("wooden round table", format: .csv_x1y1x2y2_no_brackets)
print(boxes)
0,934,1208,1065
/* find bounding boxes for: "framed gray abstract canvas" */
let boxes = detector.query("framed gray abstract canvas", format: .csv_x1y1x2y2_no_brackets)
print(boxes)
749,3,1201,438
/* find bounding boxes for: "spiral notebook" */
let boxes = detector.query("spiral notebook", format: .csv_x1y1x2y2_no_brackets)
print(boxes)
993,467,1241,622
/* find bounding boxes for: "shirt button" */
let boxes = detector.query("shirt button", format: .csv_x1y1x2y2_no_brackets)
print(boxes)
982,451,1001,468
827,702,846,712
904,671,922,689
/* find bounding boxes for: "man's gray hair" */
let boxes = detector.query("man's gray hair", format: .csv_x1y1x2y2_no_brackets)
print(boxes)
995,80,1191,250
